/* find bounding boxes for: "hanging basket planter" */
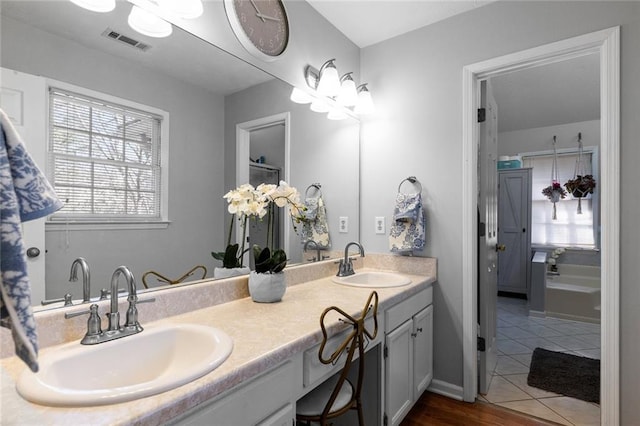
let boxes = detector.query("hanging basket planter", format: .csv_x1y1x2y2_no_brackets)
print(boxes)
542,181,567,220
564,174,596,198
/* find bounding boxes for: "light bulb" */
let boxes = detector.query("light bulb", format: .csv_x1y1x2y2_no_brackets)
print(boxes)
290,87,313,104
128,5,173,38
354,84,375,115
69,0,115,13
337,73,358,107
316,60,340,97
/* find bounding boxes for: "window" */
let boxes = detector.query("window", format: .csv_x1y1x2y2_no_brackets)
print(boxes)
523,148,598,249
48,88,167,225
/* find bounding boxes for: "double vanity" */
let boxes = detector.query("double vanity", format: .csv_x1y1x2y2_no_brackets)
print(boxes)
0,254,436,425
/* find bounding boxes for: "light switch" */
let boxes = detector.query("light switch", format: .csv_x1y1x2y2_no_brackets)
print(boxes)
375,216,385,234
339,216,348,233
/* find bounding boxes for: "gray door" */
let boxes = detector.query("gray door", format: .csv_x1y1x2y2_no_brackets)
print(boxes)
478,81,499,395
497,168,532,295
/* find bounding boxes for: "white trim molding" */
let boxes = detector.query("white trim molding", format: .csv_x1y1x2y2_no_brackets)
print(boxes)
461,27,620,425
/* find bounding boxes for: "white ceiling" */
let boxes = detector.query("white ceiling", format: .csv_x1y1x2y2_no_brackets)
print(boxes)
306,0,496,48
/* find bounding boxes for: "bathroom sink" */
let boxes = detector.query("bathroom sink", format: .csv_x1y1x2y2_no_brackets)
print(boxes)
332,271,411,288
17,323,233,407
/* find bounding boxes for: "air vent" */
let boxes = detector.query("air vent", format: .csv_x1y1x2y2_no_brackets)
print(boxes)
102,28,151,52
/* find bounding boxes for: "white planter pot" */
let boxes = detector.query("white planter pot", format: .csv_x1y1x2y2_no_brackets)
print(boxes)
213,267,250,279
248,271,286,303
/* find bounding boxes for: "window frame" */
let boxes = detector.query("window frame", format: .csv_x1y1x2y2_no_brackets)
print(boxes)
45,79,170,231
520,145,600,251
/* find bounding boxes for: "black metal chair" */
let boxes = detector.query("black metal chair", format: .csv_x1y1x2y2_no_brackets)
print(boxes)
296,291,379,426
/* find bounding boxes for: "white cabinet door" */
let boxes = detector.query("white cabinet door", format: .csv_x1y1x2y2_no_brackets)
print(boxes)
412,305,433,400
385,319,413,426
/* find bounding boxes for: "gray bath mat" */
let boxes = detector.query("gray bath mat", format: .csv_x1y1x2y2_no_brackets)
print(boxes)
527,347,600,403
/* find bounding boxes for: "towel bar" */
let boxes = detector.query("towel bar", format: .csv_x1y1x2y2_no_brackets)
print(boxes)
398,176,422,193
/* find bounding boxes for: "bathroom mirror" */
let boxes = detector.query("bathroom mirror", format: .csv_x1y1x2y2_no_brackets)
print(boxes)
0,1,360,310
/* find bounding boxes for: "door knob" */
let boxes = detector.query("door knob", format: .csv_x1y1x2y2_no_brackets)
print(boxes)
495,244,506,252
26,247,41,258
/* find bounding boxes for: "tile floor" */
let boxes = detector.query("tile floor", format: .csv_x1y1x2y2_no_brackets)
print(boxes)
479,296,601,425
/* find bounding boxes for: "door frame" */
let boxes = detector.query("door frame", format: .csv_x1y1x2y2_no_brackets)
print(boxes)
461,26,620,424
235,112,291,263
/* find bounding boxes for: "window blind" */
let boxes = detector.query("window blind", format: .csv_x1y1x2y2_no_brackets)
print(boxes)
49,88,162,220
523,151,595,248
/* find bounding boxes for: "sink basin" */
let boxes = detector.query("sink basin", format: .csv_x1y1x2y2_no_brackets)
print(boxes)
17,323,233,407
332,271,411,288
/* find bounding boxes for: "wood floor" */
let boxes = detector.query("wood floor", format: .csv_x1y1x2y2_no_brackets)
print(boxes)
400,392,562,426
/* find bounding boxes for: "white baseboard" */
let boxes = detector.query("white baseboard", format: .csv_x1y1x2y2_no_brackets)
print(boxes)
427,379,464,401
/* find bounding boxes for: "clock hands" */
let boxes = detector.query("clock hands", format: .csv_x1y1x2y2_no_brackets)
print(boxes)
255,12,281,22
249,0,265,22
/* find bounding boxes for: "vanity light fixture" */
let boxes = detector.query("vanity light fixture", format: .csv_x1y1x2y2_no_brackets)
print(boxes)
128,4,173,38
354,84,375,115
290,87,313,104
316,59,341,97
290,58,374,119
337,72,358,107
69,0,115,13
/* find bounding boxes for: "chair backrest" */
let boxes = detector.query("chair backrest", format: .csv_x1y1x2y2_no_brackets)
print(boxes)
316,291,379,420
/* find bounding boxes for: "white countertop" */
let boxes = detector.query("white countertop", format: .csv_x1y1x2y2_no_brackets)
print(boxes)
0,257,436,425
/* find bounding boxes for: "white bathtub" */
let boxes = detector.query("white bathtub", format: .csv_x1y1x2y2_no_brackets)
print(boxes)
545,263,601,323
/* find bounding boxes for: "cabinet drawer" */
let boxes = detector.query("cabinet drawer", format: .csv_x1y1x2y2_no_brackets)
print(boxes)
385,287,432,332
169,359,298,425
303,316,378,389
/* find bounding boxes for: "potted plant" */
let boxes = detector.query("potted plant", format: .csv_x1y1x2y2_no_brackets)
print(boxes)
564,174,596,198
211,183,266,279
541,181,567,220
247,181,305,303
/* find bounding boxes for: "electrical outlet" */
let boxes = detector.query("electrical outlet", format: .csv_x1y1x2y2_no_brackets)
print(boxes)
375,216,385,234
339,216,348,233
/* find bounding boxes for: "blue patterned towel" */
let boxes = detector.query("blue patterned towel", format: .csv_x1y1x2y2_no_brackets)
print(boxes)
301,197,331,248
1,108,63,372
389,192,425,253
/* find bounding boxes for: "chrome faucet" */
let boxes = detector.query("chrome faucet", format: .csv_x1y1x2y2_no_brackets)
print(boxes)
303,240,321,262
337,242,365,277
65,265,154,345
69,257,91,303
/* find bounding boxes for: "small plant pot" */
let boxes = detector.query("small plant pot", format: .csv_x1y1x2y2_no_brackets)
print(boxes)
213,267,250,279
248,271,286,303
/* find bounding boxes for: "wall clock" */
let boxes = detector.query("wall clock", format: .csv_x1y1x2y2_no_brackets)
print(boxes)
224,0,289,61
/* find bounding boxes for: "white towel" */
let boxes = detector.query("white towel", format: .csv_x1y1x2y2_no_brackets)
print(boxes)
0,109,63,372
389,192,425,253
301,196,331,248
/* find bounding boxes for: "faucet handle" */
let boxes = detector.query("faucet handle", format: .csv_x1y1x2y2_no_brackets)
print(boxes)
42,293,73,306
65,304,103,344
124,297,155,330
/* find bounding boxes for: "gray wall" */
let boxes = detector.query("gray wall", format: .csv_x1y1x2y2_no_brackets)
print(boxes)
359,1,640,421
1,15,226,298
224,79,360,263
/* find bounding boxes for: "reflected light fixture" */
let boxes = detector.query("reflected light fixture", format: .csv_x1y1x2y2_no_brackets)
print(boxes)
354,84,375,115
69,0,115,13
337,72,358,107
290,87,313,104
128,4,173,38
316,59,340,97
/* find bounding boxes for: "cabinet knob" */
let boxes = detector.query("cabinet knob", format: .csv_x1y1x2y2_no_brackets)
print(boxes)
26,247,41,258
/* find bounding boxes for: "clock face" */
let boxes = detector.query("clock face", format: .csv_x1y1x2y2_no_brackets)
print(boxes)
225,0,289,59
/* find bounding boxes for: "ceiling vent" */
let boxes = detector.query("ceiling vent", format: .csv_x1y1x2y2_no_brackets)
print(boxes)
102,28,151,52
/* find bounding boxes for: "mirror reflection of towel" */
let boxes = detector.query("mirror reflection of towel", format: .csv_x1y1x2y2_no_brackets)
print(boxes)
1,109,63,372
301,197,331,248
389,193,425,253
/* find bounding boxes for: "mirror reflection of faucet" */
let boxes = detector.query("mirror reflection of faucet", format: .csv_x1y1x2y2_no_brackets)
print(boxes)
69,257,91,303
303,240,321,262
337,242,365,277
